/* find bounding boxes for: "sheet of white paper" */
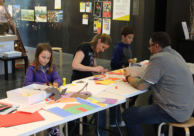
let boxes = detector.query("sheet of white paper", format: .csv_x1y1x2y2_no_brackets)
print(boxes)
55,0,61,9
182,22,190,39
18,102,47,113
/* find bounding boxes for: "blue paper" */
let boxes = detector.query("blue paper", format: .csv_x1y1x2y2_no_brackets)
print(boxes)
76,98,100,108
48,107,73,118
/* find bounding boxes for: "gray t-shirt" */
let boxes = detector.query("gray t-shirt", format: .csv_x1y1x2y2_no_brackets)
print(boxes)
142,46,194,122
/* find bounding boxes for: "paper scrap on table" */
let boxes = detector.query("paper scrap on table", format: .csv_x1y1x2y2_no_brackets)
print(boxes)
94,75,100,77
63,103,81,109
96,80,116,85
47,107,73,117
77,107,88,112
97,103,106,107
0,111,44,127
61,92,75,98
91,96,106,102
106,77,121,81
43,102,67,110
87,97,100,104
69,84,76,86
76,98,100,108
18,103,47,113
64,104,95,114
57,97,77,103
102,98,118,104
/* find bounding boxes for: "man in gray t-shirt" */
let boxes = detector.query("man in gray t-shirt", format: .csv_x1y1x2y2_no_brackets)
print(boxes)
122,32,194,136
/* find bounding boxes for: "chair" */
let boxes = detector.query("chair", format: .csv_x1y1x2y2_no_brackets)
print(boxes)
52,47,62,67
158,117,194,136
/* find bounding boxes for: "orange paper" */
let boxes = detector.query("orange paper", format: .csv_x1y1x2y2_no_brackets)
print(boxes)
0,111,44,128
57,98,77,103
77,107,88,112
106,77,121,81
63,104,81,109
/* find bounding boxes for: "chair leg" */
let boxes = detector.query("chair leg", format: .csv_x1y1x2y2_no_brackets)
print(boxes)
60,49,62,67
158,123,166,136
59,124,65,136
80,117,83,135
168,125,173,136
184,127,190,136
40,131,44,136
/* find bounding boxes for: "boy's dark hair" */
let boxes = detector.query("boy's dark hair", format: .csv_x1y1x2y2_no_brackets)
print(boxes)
150,32,171,49
121,25,135,37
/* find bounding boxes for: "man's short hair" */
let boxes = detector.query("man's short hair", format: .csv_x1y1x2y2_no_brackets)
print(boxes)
121,25,135,37
150,32,171,49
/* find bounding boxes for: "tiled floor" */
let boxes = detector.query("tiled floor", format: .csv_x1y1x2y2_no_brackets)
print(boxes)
2,47,193,136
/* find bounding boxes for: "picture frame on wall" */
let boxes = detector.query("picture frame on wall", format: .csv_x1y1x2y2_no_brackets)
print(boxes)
93,1,102,17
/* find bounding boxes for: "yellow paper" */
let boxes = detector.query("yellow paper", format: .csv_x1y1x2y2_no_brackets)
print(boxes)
69,84,76,86
87,97,99,104
97,103,106,107
96,80,116,85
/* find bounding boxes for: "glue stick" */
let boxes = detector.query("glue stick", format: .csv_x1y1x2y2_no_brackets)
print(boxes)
134,58,137,64
63,78,66,86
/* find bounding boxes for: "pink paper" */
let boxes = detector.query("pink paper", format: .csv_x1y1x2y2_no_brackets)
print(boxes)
102,98,118,104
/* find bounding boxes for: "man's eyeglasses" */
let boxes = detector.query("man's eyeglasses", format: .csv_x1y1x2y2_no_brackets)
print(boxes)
148,43,155,49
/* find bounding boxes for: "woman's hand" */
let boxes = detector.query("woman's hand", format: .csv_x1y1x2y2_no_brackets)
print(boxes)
53,82,59,87
94,66,107,74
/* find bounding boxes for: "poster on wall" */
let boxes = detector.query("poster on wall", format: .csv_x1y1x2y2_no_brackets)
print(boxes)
12,5,20,20
113,0,130,21
103,1,111,17
55,0,61,9
182,22,190,39
80,2,85,12
82,14,88,25
8,5,13,17
48,10,63,22
94,17,101,34
86,2,92,13
102,18,111,35
93,1,102,17
21,9,34,21
35,6,47,22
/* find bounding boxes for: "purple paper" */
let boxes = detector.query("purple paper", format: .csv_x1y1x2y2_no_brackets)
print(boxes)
61,92,75,98
93,78,99,80
102,98,118,104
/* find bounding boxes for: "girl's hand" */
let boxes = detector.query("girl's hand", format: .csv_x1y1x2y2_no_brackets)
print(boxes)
104,69,109,73
53,82,59,87
94,66,105,74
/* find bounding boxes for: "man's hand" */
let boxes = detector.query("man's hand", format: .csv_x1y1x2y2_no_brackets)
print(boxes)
124,68,131,77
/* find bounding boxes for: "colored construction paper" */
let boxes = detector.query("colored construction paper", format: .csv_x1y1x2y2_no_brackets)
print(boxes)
77,107,88,112
106,77,121,81
47,107,73,117
91,96,106,102
18,103,47,113
102,98,118,104
76,98,100,108
87,97,100,104
96,80,116,85
61,92,75,98
0,105,19,115
0,111,44,127
45,87,61,100
57,98,77,103
71,93,91,100
94,75,100,77
64,104,95,114
69,84,76,86
97,103,106,107
63,104,81,109
0,102,12,110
